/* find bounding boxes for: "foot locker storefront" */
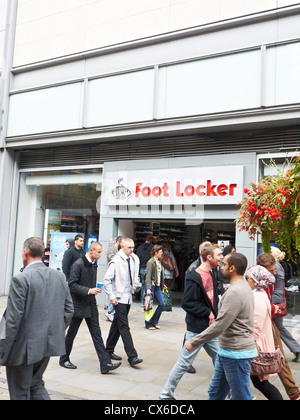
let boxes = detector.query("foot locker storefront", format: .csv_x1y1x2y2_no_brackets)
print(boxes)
97,153,256,294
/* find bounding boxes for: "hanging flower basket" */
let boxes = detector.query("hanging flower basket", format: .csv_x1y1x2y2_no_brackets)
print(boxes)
236,155,300,261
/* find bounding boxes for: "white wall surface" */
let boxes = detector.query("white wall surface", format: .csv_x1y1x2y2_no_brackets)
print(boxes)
13,0,300,67
0,0,8,70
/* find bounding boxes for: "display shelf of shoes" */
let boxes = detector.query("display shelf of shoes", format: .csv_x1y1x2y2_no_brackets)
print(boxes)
134,222,188,245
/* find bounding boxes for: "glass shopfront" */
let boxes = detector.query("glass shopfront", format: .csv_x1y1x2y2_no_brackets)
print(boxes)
13,168,102,274
126,218,236,292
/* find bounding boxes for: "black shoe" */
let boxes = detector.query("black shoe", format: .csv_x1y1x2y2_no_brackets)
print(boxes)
129,357,143,367
292,352,299,362
187,365,196,374
59,361,77,369
101,362,122,374
110,353,122,361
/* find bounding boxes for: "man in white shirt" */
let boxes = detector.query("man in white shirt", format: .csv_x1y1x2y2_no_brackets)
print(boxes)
104,238,143,367
105,236,124,321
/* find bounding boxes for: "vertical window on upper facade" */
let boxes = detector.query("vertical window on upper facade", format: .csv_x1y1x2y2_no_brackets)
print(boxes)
157,50,261,118
265,42,300,106
85,69,155,127
7,82,84,136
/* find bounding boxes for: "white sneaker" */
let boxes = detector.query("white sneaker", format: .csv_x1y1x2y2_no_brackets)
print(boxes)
105,312,114,322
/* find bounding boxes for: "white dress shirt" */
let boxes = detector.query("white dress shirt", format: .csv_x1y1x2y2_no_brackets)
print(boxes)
104,250,134,304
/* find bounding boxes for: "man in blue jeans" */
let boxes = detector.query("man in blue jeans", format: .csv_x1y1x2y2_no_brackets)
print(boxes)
185,252,257,400
159,243,223,399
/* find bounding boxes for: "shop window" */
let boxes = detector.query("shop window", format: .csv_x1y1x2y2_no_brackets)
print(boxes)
265,42,300,106
7,82,84,136
259,156,294,179
13,169,101,274
85,69,155,127
157,49,261,118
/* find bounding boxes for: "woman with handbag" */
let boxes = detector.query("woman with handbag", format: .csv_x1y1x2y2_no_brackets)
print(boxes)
145,245,167,330
246,265,284,400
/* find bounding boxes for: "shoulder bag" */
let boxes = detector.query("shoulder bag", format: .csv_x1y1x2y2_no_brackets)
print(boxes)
273,282,287,318
251,313,285,376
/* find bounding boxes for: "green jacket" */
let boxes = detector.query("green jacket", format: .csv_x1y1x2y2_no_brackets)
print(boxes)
145,257,165,290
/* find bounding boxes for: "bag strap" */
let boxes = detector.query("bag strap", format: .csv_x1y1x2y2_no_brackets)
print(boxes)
282,279,286,300
269,311,281,349
265,300,280,349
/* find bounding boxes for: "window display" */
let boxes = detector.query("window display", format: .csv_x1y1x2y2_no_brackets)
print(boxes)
13,168,101,274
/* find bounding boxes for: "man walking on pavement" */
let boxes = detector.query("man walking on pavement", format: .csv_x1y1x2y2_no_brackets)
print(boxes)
107,236,124,263
62,234,85,281
104,238,143,367
185,252,257,400
59,241,121,374
0,237,74,400
159,243,222,400
105,236,124,322
136,234,153,305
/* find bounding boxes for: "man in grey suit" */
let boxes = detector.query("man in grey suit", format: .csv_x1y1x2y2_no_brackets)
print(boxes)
0,237,74,400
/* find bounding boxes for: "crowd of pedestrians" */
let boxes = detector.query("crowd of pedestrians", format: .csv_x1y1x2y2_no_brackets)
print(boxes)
0,234,299,400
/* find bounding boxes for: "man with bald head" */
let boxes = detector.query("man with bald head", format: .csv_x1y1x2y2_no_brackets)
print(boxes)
59,241,121,374
104,238,143,367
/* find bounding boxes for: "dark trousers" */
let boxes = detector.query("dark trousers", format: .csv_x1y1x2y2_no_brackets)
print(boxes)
106,303,137,362
251,375,283,400
60,307,110,369
6,357,51,400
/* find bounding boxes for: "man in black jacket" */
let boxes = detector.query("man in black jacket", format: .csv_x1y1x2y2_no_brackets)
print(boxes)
136,235,153,305
62,234,85,281
59,241,121,374
159,243,223,400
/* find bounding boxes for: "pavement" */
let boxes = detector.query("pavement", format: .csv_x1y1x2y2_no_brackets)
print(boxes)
0,295,300,401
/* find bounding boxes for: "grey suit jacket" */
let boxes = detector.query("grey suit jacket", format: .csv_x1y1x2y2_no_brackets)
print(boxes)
0,262,74,367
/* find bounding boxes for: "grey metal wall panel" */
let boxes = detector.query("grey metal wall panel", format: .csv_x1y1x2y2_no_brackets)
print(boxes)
19,126,300,169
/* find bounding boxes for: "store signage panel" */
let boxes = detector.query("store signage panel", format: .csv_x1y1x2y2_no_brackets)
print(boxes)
104,165,244,206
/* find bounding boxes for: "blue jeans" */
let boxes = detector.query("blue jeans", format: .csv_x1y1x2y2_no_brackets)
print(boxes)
140,268,147,305
107,302,114,315
208,354,253,400
145,285,164,328
159,331,219,399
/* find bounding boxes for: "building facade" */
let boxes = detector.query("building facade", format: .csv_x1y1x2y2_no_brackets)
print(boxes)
0,1,300,315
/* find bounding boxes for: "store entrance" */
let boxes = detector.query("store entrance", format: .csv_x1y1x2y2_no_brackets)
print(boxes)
118,219,236,303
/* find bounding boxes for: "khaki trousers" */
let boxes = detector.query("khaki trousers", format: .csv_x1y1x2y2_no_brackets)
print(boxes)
273,322,299,400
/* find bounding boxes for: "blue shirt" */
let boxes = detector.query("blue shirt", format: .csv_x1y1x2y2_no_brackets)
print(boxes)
219,347,258,359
